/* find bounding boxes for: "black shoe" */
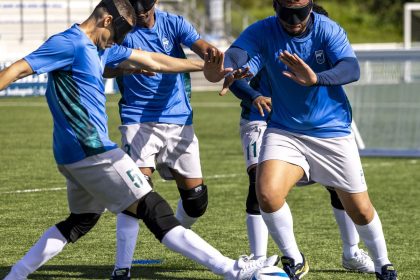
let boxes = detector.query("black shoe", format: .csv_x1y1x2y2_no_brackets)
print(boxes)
375,264,398,280
281,253,309,280
111,268,130,280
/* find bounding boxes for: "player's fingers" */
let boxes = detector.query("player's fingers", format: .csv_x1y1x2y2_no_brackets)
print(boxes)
282,70,294,79
216,49,223,65
259,104,265,117
262,101,271,113
219,81,230,96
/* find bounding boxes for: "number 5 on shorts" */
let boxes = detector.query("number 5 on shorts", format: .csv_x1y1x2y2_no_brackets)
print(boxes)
126,169,144,189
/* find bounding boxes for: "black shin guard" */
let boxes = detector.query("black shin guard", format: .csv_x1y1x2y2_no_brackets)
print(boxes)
136,192,180,242
56,213,101,243
178,184,208,218
326,187,345,210
246,168,260,215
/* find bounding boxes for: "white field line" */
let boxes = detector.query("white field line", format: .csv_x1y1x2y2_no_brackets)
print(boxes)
2,160,419,195
0,101,238,108
0,173,244,195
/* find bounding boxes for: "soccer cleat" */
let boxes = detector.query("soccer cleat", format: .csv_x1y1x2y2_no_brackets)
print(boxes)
226,254,279,280
110,268,131,280
342,249,375,273
375,264,398,280
281,253,309,280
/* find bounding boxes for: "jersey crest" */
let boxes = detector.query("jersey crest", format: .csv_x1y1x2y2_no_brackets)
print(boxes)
315,50,325,64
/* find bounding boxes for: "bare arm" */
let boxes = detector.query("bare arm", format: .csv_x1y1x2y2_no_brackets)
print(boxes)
103,67,155,79
118,49,204,74
0,59,34,91
191,39,218,60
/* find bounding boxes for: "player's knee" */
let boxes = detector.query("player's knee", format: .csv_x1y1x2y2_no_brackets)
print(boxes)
56,213,101,243
246,168,260,215
178,184,208,218
325,187,345,210
136,192,180,242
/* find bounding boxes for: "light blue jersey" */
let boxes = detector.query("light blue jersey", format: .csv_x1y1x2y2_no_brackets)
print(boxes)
117,9,201,125
24,24,132,164
233,13,356,138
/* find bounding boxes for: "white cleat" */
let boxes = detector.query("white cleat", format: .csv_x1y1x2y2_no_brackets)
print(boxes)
225,254,279,280
342,249,375,274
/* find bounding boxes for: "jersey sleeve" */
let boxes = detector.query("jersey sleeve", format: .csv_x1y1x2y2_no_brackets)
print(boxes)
23,34,75,74
231,21,267,73
105,45,133,67
176,16,201,48
244,53,264,77
324,21,356,65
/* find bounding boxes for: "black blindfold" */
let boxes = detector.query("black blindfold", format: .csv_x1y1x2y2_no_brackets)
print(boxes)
274,0,313,25
129,0,157,14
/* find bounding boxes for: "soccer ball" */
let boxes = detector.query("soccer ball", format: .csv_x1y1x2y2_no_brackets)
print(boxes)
251,265,290,280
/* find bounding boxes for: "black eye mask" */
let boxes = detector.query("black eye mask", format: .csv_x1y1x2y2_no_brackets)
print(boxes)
103,0,133,44
274,0,313,25
129,0,157,14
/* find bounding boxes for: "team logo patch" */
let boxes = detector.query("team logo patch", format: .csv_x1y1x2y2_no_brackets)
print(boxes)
315,50,325,64
162,37,172,52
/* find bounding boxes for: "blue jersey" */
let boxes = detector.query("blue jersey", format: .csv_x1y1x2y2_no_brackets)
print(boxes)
233,13,356,138
24,24,132,164
117,9,201,125
240,67,271,122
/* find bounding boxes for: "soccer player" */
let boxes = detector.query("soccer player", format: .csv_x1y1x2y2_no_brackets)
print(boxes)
0,1,277,279
104,1,221,278
228,3,374,275
209,0,398,279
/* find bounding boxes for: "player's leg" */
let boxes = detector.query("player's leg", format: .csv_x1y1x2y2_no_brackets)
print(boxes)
4,168,104,280
245,166,269,260
113,123,161,278
170,171,207,228
257,128,310,279
335,190,397,279
308,133,397,279
125,191,279,280
325,187,374,273
113,167,154,279
240,120,269,260
157,124,207,229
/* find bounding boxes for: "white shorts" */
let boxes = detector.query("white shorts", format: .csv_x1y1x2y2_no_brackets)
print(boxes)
240,119,267,170
119,122,202,180
58,148,153,214
259,128,367,193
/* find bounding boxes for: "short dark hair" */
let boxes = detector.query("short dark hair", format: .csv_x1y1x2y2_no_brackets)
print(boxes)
93,0,136,26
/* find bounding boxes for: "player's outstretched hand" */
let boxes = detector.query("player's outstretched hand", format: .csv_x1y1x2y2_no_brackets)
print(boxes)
279,50,317,86
203,48,233,83
219,66,252,96
253,96,272,117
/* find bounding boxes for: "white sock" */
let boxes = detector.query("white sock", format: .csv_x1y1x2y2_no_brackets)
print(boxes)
4,226,67,280
175,199,198,229
162,226,235,277
261,203,302,264
246,214,268,259
332,207,360,259
114,213,139,271
355,211,390,272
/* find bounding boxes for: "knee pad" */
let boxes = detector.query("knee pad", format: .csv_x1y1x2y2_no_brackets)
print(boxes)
56,213,101,243
178,184,208,218
136,192,180,242
326,187,345,210
246,168,260,215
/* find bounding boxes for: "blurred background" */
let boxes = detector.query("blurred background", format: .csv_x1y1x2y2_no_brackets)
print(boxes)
1,0,420,156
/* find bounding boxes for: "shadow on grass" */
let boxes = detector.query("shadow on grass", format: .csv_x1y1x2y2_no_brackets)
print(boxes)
0,265,214,280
